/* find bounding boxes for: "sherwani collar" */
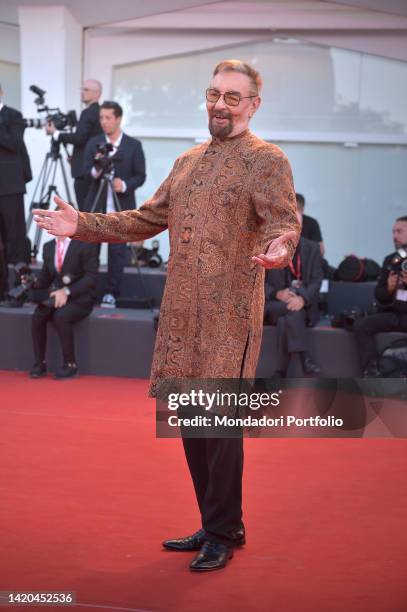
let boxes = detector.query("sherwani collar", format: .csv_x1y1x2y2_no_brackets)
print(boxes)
210,128,251,147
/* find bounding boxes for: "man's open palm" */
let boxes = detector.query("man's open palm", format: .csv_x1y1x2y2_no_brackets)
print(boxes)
252,230,298,269
33,196,79,237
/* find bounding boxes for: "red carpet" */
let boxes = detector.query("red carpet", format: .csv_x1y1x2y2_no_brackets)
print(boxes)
0,370,406,612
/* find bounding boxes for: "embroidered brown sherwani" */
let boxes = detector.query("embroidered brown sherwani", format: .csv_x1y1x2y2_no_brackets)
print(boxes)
73,129,300,396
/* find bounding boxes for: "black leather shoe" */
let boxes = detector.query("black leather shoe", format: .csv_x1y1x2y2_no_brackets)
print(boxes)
163,526,245,551
301,352,321,376
54,363,77,379
30,362,47,378
231,524,246,547
163,529,206,551
190,541,233,572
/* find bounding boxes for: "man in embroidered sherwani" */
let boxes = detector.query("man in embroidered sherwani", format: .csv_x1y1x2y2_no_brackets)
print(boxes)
34,60,300,572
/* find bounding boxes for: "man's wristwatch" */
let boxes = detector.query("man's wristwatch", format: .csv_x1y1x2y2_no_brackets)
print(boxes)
63,287,71,297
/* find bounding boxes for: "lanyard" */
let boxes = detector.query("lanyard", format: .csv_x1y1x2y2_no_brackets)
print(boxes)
289,254,301,279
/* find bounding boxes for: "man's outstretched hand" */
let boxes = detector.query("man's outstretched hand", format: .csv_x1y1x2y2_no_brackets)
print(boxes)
252,230,298,269
33,196,79,237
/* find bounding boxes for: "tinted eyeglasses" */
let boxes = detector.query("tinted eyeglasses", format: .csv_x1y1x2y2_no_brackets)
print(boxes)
205,88,258,107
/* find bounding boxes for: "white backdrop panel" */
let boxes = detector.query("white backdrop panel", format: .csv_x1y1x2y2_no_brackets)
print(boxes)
114,38,407,136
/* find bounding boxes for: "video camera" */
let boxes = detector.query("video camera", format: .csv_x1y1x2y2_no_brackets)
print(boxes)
23,85,77,132
7,262,36,305
128,240,163,269
93,142,116,175
389,248,407,276
7,262,75,308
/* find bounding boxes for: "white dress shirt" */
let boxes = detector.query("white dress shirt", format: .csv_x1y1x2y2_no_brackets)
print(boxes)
54,237,71,271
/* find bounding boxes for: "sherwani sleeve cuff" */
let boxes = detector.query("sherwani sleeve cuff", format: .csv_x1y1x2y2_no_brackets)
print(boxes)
252,147,300,263
72,156,181,244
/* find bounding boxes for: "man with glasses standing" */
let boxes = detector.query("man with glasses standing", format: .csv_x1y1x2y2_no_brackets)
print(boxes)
46,80,103,210
33,60,300,572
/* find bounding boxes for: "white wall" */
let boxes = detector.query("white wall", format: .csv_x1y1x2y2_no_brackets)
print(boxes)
0,23,20,109
0,22,20,63
281,142,407,265
84,29,267,99
18,6,82,256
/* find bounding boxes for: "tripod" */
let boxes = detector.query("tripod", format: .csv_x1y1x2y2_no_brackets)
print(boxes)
26,139,74,259
91,173,154,310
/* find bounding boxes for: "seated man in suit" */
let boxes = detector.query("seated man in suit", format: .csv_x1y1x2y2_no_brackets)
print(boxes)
353,216,407,376
83,101,146,308
264,211,323,377
29,236,99,379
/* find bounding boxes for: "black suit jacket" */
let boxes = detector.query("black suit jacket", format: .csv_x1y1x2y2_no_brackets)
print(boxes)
34,239,99,307
58,102,102,178
265,237,323,325
0,105,32,196
375,252,407,314
83,132,146,212
301,214,323,243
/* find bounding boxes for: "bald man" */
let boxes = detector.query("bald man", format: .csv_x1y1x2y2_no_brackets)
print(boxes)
47,80,103,210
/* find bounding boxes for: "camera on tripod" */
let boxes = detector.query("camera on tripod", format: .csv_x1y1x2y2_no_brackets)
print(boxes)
23,85,77,132
389,248,407,276
93,142,115,175
25,86,76,259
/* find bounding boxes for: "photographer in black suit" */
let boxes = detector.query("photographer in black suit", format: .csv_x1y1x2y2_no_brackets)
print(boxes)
83,101,146,308
264,211,323,377
0,83,32,277
46,80,103,210
30,236,99,379
353,216,407,376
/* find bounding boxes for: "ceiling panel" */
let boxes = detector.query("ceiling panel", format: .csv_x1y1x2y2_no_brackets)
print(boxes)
0,0,224,27
321,0,407,18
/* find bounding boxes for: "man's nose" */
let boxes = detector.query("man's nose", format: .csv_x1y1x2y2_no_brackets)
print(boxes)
213,95,227,110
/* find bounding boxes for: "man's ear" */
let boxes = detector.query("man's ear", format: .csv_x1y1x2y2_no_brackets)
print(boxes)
250,96,261,118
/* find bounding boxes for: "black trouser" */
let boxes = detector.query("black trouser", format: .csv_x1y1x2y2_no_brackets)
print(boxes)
353,311,407,369
106,243,126,298
32,301,92,364
0,194,27,265
266,301,307,372
181,434,244,547
74,177,89,212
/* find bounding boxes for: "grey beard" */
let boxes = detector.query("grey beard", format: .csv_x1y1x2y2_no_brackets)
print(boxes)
208,118,233,138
